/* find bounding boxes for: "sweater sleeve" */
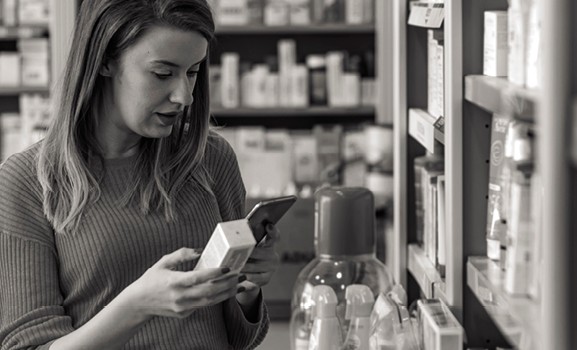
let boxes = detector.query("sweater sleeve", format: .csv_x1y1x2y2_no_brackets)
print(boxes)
205,131,270,349
0,152,74,350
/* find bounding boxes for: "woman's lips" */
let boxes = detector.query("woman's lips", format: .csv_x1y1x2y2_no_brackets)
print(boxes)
156,112,178,126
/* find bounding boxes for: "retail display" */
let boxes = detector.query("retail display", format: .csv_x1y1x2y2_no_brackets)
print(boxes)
289,187,393,350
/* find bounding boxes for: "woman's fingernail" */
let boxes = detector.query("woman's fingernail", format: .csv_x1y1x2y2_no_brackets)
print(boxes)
238,275,247,283
237,286,246,293
266,223,274,231
221,267,230,274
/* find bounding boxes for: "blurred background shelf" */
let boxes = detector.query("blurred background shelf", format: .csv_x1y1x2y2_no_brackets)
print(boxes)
0,25,48,39
408,243,443,298
0,86,50,95
215,24,375,35
408,108,444,154
210,106,376,118
467,256,541,350
464,75,538,121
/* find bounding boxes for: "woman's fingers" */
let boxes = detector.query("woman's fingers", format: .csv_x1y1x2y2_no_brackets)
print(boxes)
178,267,234,287
155,247,201,270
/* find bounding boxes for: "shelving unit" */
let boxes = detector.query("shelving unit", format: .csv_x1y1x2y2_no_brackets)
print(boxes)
0,25,48,39
211,106,375,118
0,86,50,95
465,75,538,120
392,0,576,348
215,24,374,35
407,243,442,298
467,257,540,349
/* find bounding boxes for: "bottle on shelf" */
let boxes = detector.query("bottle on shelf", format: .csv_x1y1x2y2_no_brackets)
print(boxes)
290,187,393,350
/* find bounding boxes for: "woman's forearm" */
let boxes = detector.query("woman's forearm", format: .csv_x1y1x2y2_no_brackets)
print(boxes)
49,290,150,350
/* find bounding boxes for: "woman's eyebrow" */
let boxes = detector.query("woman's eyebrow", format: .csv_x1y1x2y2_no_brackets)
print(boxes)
150,56,208,68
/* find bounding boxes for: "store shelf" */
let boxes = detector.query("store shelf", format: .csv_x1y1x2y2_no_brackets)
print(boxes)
407,244,443,298
0,86,50,95
464,75,538,121
0,25,48,39
215,24,375,35
408,108,444,154
210,106,375,118
467,257,541,350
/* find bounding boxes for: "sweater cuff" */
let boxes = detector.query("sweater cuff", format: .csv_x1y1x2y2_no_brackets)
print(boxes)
224,292,269,349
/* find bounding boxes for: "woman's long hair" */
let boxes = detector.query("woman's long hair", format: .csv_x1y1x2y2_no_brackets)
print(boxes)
37,0,216,234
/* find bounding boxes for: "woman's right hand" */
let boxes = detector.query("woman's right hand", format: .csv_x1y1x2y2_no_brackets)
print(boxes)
118,248,243,321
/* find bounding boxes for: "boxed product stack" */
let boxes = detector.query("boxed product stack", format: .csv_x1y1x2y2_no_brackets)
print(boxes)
211,0,375,27
414,154,445,276
216,124,394,200
213,41,374,109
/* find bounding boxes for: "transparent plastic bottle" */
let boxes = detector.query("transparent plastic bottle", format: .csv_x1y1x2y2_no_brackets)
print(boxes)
290,187,394,350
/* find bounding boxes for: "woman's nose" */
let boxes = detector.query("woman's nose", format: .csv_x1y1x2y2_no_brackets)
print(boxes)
169,76,194,106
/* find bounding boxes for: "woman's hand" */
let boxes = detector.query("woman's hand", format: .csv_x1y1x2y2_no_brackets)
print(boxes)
118,248,244,322
237,223,281,304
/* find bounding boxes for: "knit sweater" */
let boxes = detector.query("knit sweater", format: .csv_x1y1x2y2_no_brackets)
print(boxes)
0,132,269,350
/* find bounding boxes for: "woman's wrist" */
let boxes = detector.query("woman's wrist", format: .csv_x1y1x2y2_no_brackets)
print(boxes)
235,287,262,322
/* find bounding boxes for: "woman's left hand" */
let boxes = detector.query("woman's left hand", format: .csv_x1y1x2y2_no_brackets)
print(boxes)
236,223,281,302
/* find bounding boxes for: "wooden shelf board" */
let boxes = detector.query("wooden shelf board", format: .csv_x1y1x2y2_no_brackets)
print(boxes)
464,75,538,121
0,86,50,95
408,243,443,298
215,24,375,35
210,106,375,118
467,257,542,349
408,108,444,154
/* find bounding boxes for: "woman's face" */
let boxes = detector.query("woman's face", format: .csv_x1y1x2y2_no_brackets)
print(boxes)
99,25,208,154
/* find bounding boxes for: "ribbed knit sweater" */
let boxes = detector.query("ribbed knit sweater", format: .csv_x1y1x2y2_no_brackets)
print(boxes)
0,133,269,350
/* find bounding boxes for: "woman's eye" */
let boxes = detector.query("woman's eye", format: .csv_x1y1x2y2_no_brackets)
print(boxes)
154,72,172,79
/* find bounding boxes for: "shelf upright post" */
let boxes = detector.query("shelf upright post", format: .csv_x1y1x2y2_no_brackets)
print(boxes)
49,0,77,90
539,0,572,348
376,0,394,125
392,0,408,288
444,0,463,312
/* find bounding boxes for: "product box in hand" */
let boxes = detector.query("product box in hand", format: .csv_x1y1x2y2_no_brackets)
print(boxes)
418,299,464,350
194,219,256,273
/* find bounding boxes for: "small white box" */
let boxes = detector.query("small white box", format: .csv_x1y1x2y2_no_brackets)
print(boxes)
195,219,256,273
418,300,464,350
0,53,22,87
220,53,240,108
484,11,508,77
217,0,249,26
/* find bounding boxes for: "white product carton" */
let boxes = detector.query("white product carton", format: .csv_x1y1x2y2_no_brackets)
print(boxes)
0,53,21,86
278,39,297,107
484,11,508,77
290,65,309,107
264,0,290,26
217,0,249,26
345,0,364,24
288,0,311,25
508,0,530,86
326,51,345,107
220,53,240,108
195,219,256,273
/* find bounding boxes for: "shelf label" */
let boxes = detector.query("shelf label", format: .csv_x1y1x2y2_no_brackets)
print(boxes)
408,2,445,28
409,108,440,153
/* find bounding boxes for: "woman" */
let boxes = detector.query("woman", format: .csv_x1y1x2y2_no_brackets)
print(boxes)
0,0,278,349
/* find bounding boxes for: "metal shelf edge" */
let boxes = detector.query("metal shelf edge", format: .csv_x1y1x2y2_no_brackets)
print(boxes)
466,256,542,350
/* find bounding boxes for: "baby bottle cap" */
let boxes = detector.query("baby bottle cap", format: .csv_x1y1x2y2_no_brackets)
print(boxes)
314,187,375,256
345,284,375,319
311,285,338,319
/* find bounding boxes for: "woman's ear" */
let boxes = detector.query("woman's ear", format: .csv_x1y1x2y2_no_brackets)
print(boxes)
99,59,115,77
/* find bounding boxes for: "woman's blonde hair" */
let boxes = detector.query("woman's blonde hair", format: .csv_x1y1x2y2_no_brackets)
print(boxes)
38,0,216,234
